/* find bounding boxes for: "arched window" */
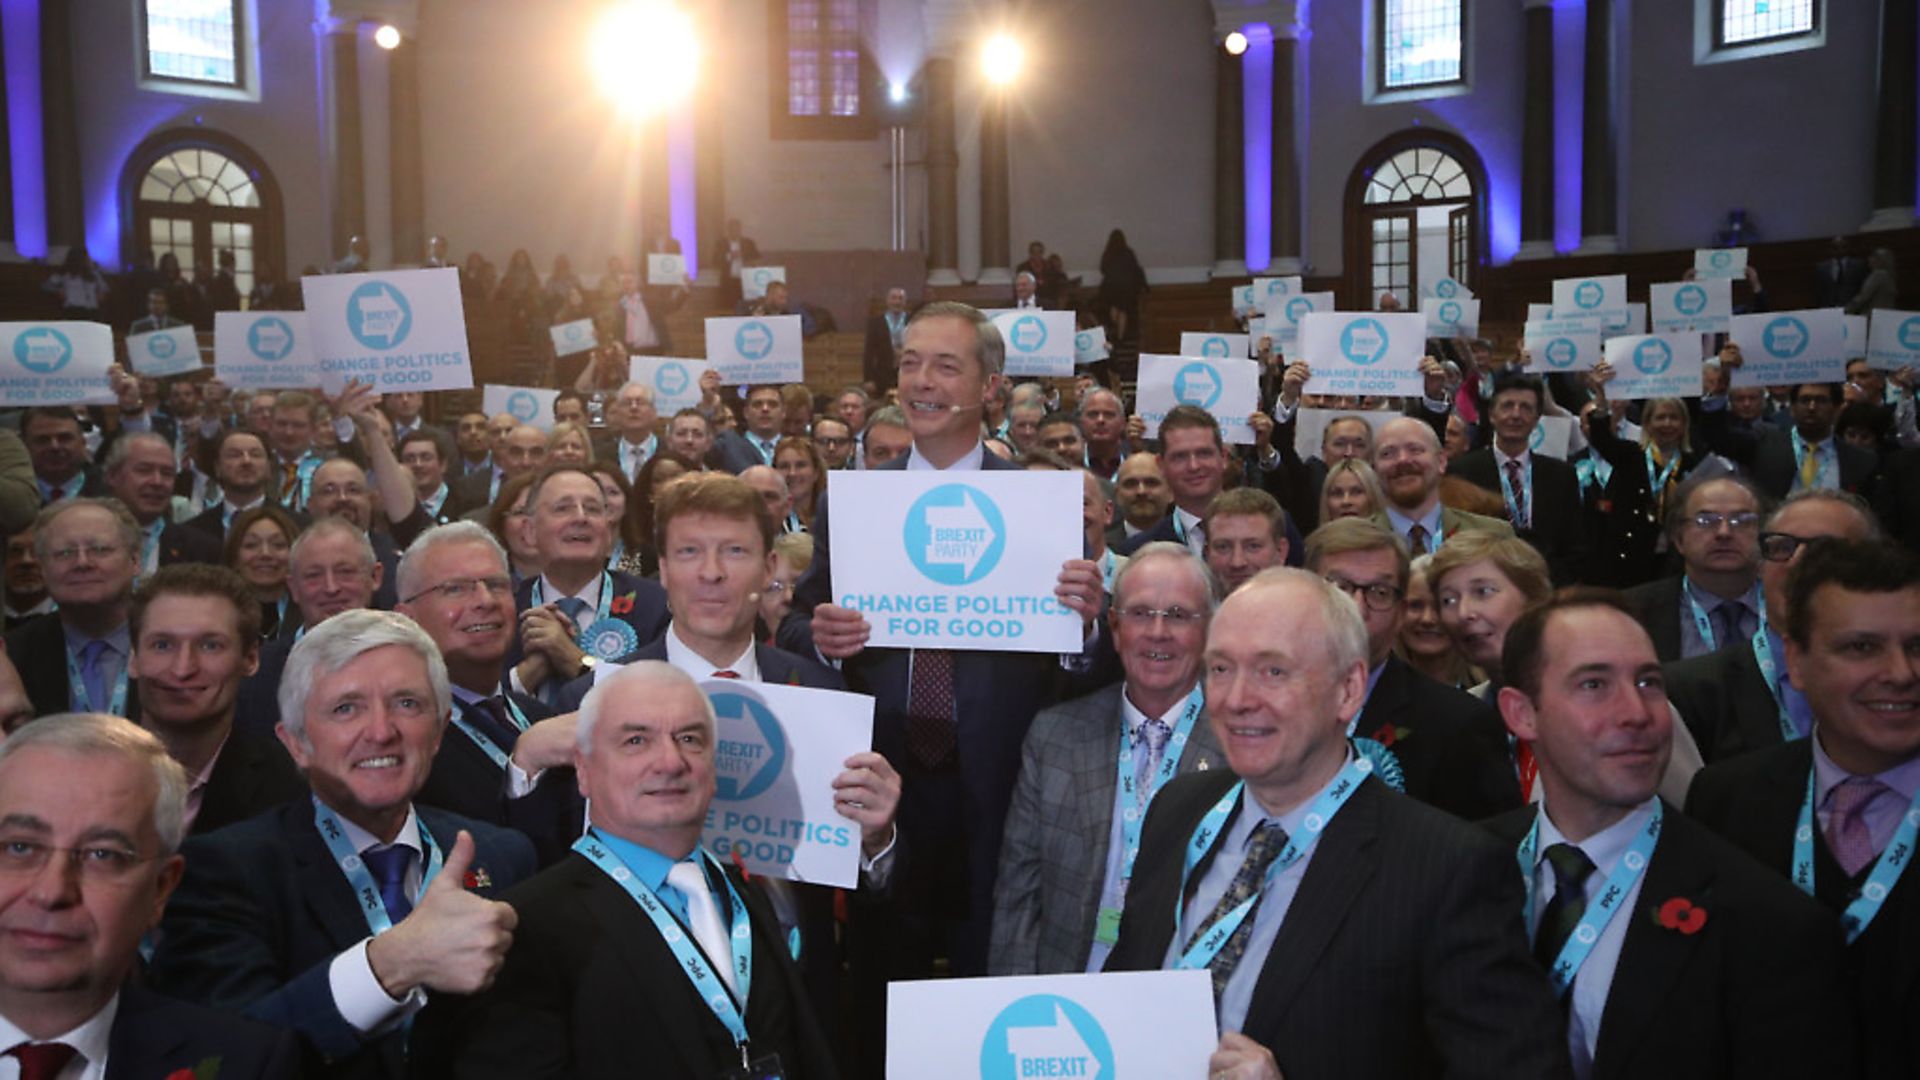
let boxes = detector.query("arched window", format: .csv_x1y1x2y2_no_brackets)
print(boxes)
120,130,282,298
1343,133,1486,309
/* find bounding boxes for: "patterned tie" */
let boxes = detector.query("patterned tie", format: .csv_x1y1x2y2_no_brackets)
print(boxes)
281,460,299,503
1533,843,1596,984
1136,719,1172,804
905,648,958,768
1825,776,1889,877
360,845,415,922
1407,523,1431,555
1188,822,1289,1003
1709,603,1739,652
6,1043,77,1080
1505,459,1530,529
76,639,110,713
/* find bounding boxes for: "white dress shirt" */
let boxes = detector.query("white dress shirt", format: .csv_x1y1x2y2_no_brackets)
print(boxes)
324,805,430,1035
0,993,118,1079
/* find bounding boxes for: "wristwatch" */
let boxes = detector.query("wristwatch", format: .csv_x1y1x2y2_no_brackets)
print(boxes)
577,654,598,678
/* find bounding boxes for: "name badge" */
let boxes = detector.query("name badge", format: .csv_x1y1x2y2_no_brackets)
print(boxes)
1094,906,1122,946
719,1053,786,1080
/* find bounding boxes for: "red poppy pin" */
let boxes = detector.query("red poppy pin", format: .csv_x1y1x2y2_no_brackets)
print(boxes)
464,866,492,891
1654,896,1707,935
1368,722,1411,749
610,593,635,616
165,1056,223,1080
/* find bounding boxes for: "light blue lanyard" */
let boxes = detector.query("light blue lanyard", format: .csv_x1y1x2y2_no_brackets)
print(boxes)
448,693,534,770
1516,802,1663,996
1792,772,1920,944
530,572,613,624
66,643,128,716
1172,756,1373,972
1790,429,1827,490
1750,625,1799,741
1114,686,1204,892
573,832,754,1058
1644,446,1681,499
312,799,444,937
1499,454,1533,528
1680,578,1753,654
1574,451,1613,492
1097,549,1119,593
424,484,448,519
141,519,164,576
291,454,322,509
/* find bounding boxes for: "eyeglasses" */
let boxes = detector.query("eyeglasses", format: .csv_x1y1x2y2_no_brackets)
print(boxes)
46,543,126,566
403,575,515,604
1325,576,1403,612
541,499,607,519
764,580,791,596
1758,532,1826,563
1114,606,1207,627
1686,511,1762,533
0,838,154,882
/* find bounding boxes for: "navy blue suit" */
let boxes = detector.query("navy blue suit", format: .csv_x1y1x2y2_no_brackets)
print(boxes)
502,569,670,677
712,429,774,475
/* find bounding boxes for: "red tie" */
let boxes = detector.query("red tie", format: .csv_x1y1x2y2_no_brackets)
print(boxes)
711,669,741,679
7,1042,78,1080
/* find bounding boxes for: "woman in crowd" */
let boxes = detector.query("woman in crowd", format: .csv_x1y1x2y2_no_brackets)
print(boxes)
487,473,542,584
547,422,595,467
1585,375,1708,586
225,506,299,640
624,451,700,579
1320,458,1385,523
494,249,543,346
1095,228,1148,343
761,532,814,643
1427,531,1553,701
586,461,647,577
1397,553,1479,690
773,436,827,532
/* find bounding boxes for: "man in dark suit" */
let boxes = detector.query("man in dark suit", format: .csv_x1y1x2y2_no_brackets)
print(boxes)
183,428,278,542
102,432,223,574
450,423,547,517
991,542,1228,976
1116,407,1306,563
1449,375,1590,585
1665,490,1883,764
1108,452,1172,551
445,660,837,1079
1686,538,1920,1078
503,466,669,702
1303,518,1522,820
1702,373,1878,499
594,382,661,485
1624,474,1764,663
0,714,298,1078
22,408,106,505
149,610,534,1080
237,519,385,735
712,385,786,475
1104,568,1568,1079
779,302,1109,978
710,218,762,308
398,430,474,525
380,391,441,447
128,565,305,836
1873,444,1920,551
1486,589,1852,1079
5,499,142,718
862,286,910,393
1811,236,1869,307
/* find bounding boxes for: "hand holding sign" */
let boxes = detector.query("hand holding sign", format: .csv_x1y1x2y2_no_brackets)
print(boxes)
833,751,901,857
1054,557,1105,626
364,830,517,997
1210,1033,1285,1080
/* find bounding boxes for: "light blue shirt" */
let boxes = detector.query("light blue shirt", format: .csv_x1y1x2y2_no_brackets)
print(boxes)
65,623,131,713
1764,625,1816,739
1529,798,1658,1080
1792,434,1839,493
1165,757,1347,1034
1676,578,1761,661
619,435,658,482
589,829,719,930
1383,503,1443,554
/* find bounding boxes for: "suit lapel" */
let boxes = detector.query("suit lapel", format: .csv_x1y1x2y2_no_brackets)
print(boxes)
287,803,389,948
1073,687,1125,904
1591,807,1715,1079
102,986,189,1080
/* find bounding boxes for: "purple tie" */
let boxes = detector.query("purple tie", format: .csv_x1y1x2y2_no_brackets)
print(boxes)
1825,776,1889,877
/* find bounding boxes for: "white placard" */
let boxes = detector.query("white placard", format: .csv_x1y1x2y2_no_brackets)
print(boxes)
1649,279,1732,335
1073,326,1109,365
1529,415,1575,460
1694,247,1748,280
698,679,873,888
978,308,1017,323
1298,312,1427,397
1603,303,1648,340
0,322,114,405
829,470,1082,653
1522,316,1603,374
214,311,315,390
1841,314,1868,358
992,310,1076,377
1422,297,1481,338
126,325,201,378
629,354,712,414
1270,291,1334,351
1254,276,1303,316
1728,309,1846,388
1552,274,1629,326
1602,333,1707,400
888,970,1217,1080
1527,303,1554,322
646,252,686,286
1178,332,1251,362
1423,275,1474,300
482,384,560,432
1230,284,1256,319
741,265,786,301
1246,316,1268,352
1866,309,1920,370
705,315,804,385
1292,408,1402,462
1136,354,1261,445
300,268,474,393
548,317,597,357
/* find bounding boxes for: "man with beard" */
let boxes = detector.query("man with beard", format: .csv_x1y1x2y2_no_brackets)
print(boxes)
1369,416,1512,557
185,428,278,541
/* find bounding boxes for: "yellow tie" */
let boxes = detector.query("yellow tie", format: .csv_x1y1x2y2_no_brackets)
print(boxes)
1798,443,1820,490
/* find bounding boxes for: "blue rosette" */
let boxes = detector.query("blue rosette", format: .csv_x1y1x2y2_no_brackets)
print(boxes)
1352,737,1406,793
577,617,639,661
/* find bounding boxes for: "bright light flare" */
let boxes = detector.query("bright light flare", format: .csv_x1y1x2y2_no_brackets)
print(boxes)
981,35,1023,86
373,24,402,49
889,81,909,104
591,2,701,118
1224,30,1248,56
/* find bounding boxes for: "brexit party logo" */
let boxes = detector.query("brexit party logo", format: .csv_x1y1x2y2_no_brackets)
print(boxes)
506,391,540,423
1340,318,1391,367
144,333,178,361
1433,277,1460,299
655,361,691,397
1437,301,1464,327
1674,285,1708,318
13,327,72,374
1573,280,1605,310
1008,315,1048,354
1074,331,1094,354
1708,249,1733,270
980,995,1115,1080
559,321,591,346
710,684,788,801
1633,338,1674,375
1284,296,1315,325
248,317,295,361
1762,316,1809,359
1543,337,1577,369
735,320,774,360
749,268,780,293
904,484,1006,586
1902,317,1920,352
1173,362,1224,409
347,281,413,350
1197,336,1231,359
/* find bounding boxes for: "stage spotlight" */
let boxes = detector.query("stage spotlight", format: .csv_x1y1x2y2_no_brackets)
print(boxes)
1224,30,1248,56
981,35,1023,86
889,81,909,105
373,24,402,49
591,2,701,118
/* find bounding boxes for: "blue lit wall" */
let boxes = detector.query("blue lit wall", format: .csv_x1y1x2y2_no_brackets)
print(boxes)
3,0,46,257
1242,24,1274,271
668,108,698,277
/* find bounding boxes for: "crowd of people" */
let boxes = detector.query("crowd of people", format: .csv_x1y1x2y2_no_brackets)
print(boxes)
0,275,1916,1080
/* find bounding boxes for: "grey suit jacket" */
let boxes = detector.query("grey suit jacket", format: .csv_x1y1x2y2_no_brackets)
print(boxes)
988,682,1226,976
